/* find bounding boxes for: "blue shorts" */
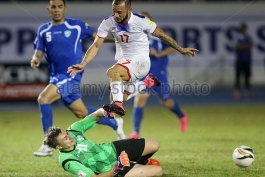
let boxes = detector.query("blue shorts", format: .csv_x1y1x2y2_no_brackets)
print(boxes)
141,69,171,101
49,73,83,107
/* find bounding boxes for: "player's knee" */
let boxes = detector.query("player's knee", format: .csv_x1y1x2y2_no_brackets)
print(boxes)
134,98,146,107
74,113,86,119
106,68,114,78
160,99,172,108
37,94,48,104
73,111,87,119
106,68,120,79
134,94,148,107
106,68,111,77
146,139,160,153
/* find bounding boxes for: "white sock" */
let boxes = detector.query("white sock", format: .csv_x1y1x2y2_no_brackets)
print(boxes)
125,81,146,101
110,81,124,102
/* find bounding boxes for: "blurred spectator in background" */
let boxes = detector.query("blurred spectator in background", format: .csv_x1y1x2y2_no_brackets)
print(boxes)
233,22,254,99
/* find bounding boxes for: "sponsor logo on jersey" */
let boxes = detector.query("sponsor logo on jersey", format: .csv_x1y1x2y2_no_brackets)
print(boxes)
76,135,85,141
53,31,62,34
64,30,71,37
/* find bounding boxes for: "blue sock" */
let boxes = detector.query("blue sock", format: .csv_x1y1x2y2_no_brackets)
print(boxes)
97,118,117,130
170,100,184,119
87,107,118,130
39,104,53,133
132,107,144,133
87,107,97,114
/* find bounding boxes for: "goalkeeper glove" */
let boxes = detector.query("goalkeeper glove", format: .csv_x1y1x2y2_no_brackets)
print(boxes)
113,151,130,174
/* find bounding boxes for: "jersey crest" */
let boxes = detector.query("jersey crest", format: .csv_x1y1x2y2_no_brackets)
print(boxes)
64,30,71,38
76,135,85,142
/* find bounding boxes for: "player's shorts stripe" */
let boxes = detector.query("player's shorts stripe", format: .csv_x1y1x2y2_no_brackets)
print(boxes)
151,26,158,34
62,159,82,171
115,63,131,82
97,34,105,39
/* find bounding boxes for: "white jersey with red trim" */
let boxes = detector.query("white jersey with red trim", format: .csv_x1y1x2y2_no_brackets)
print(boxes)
97,12,157,62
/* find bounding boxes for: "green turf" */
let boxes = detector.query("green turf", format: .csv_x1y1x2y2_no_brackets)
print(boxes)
0,105,264,177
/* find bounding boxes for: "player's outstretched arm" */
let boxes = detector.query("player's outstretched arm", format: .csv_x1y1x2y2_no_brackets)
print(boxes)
90,32,115,43
152,26,198,57
67,36,104,76
150,47,176,58
30,50,43,70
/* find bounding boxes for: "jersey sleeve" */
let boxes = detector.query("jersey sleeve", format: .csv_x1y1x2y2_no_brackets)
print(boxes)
97,19,109,38
34,26,45,52
78,20,94,39
68,115,96,134
142,17,157,34
63,160,95,177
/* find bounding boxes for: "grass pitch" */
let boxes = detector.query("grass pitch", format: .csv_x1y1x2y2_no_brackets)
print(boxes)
0,105,264,177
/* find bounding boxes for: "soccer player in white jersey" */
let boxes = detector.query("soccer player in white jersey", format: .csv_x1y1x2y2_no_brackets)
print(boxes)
68,0,198,117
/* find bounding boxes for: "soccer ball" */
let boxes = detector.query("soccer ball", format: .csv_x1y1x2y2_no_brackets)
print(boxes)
232,145,254,167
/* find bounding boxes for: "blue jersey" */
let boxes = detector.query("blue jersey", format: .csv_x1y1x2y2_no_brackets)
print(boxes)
34,18,94,76
149,34,169,73
234,33,252,64
140,34,171,100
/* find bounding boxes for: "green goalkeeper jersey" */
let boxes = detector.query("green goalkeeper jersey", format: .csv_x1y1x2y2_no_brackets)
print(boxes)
59,115,117,177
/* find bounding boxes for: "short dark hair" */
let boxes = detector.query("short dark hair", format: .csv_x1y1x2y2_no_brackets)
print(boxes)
112,0,131,8
44,126,62,149
50,0,66,6
240,22,247,29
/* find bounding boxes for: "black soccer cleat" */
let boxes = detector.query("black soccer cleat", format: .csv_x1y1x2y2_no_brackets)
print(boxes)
103,102,126,117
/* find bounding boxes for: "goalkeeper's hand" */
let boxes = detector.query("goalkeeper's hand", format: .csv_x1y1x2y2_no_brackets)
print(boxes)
113,151,130,174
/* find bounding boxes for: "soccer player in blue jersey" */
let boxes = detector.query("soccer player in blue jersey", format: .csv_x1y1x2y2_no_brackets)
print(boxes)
30,0,125,157
128,11,188,139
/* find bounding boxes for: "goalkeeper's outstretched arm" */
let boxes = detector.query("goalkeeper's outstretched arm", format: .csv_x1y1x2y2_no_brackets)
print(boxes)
67,108,109,134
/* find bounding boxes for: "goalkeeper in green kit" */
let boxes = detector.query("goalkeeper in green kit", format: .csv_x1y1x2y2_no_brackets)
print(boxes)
45,108,162,177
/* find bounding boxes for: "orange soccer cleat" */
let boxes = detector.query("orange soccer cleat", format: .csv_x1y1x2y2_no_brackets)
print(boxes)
147,158,160,166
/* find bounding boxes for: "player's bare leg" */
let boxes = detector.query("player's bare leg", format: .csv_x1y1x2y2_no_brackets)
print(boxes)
104,65,129,116
38,84,61,105
131,139,161,174
125,164,163,177
105,73,161,117
68,98,88,118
